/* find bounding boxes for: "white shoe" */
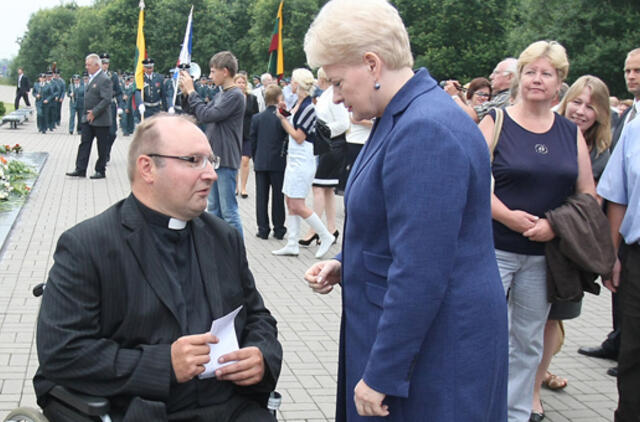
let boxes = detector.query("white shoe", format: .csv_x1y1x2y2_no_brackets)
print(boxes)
315,232,335,259
272,244,299,256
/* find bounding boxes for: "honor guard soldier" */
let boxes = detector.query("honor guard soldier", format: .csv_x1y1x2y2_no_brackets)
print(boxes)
207,77,219,103
53,70,65,127
43,71,57,131
119,73,137,135
197,75,209,102
68,74,84,134
139,58,165,119
32,73,47,133
100,53,123,161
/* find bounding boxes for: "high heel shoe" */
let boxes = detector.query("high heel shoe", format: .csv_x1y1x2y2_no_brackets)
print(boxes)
299,233,319,246
332,230,339,245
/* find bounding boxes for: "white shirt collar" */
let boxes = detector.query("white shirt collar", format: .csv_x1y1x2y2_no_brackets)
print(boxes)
168,218,187,230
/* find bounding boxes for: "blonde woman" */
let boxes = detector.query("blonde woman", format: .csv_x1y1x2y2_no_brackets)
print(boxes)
529,75,612,419
303,0,508,420
272,68,335,259
478,41,596,422
234,73,259,198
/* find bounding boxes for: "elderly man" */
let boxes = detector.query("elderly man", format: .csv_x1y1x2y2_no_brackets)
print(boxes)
445,57,517,122
66,53,113,179
578,48,640,377
253,72,275,112
35,114,282,422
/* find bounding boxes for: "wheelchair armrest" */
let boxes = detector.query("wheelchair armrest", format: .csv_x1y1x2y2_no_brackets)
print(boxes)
49,385,110,416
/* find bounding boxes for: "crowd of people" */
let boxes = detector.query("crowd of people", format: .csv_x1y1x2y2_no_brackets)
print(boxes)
12,0,639,421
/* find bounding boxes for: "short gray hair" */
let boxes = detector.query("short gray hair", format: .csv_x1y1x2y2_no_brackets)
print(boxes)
85,53,101,66
304,0,413,70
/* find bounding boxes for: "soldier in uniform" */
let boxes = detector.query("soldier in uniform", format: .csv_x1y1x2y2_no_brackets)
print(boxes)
53,70,65,127
119,73,137,135
197,75,209,102
43,71,57,132
32,73,47,134
207,77,219,103
68,74,84,134
100,53,123,162
139,58,165,119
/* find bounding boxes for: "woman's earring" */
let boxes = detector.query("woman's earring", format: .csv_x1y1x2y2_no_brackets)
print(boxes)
374,82,381,90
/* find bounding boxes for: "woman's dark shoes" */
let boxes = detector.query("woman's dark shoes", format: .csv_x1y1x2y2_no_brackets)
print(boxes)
332,230,340,245
299,233,319,246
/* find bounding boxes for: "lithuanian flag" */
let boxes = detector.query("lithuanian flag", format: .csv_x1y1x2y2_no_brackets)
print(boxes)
134,0,146,92
268,0,284,80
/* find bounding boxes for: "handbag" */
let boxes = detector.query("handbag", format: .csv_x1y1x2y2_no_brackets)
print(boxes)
313,118,347,155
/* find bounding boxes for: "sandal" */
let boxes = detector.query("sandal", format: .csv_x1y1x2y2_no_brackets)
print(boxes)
542,371,567,390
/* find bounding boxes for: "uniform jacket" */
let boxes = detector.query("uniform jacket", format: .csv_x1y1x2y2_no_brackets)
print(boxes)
336,68,508,421
82,70,113,127
34,195,282,420
143,72,165,108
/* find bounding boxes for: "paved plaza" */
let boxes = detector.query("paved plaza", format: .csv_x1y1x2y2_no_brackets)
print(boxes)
0,85,621,421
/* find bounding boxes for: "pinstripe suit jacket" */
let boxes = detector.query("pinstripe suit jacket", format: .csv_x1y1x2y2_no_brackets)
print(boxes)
33,194,281,420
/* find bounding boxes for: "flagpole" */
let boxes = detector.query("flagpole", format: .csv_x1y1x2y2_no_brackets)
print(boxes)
172,6,194,110
135,0,146,121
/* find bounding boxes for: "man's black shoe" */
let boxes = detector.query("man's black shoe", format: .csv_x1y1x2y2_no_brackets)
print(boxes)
89,172,106,179
65,170,86,177
577,346,617,360
607,366,618,377
274,231,286,240
256,232,269,240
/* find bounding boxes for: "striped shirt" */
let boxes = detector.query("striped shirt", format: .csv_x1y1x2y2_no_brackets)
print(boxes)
294,96,316,142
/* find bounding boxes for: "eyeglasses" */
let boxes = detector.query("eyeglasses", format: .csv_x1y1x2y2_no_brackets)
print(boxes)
147,153,221,170
474,92,491,98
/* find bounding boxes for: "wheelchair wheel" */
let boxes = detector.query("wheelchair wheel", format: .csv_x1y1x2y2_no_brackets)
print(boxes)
4,407,48,422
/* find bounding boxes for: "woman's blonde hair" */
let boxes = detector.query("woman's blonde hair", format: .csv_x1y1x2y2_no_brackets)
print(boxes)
558,75,612,155
233,73,250,94
517,40,570,82
304,0,413,70
291,68,315,95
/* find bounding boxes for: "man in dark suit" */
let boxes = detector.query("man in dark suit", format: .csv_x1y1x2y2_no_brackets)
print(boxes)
35,114,282,422
66,53,113,179
250,85,287,240
578,47,640,376
14,67,31,109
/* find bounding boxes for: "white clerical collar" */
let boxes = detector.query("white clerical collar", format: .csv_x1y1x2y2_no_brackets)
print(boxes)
168,218,187,230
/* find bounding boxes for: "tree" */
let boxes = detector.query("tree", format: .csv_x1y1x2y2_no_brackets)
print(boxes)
505,0,640,98
394,0,509,84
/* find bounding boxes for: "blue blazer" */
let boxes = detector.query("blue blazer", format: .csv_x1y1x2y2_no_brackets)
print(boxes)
336,69,508,421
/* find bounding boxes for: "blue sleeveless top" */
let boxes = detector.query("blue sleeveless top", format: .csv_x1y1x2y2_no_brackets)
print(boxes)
491,109,578,255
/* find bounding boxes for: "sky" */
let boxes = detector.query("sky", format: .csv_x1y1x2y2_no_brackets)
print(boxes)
0,0,94,60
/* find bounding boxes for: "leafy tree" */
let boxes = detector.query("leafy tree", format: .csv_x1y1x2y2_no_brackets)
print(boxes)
505,0,640,98
394,0,509,84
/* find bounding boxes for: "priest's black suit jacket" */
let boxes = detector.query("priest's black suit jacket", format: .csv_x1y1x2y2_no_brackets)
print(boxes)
34,194,282,420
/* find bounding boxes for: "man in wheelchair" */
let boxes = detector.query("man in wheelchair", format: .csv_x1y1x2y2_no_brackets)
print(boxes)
33,114,282,421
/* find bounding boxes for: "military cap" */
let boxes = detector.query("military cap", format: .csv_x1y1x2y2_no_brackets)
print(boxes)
72,74,80,79
39,73,46,78
45,71,53,75
142,58,155,67
99,53,110,63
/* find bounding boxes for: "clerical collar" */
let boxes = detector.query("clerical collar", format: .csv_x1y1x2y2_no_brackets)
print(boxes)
132,194,188,230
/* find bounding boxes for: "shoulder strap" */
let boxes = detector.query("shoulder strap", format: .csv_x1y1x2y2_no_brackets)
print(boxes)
490,108,504,163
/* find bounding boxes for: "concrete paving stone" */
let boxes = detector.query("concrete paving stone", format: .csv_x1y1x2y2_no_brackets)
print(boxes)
0,378,23,395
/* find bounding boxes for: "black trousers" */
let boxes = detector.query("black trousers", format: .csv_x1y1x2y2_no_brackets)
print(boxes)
14,90,30,109
75,123,110,174
602,245,628,356
615,243,640,422
255,171,285,237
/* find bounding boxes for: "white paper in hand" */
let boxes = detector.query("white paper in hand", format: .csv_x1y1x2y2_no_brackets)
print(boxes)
198,305,243,379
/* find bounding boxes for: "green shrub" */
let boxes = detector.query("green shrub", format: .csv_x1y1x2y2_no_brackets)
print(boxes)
0,102,6,117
